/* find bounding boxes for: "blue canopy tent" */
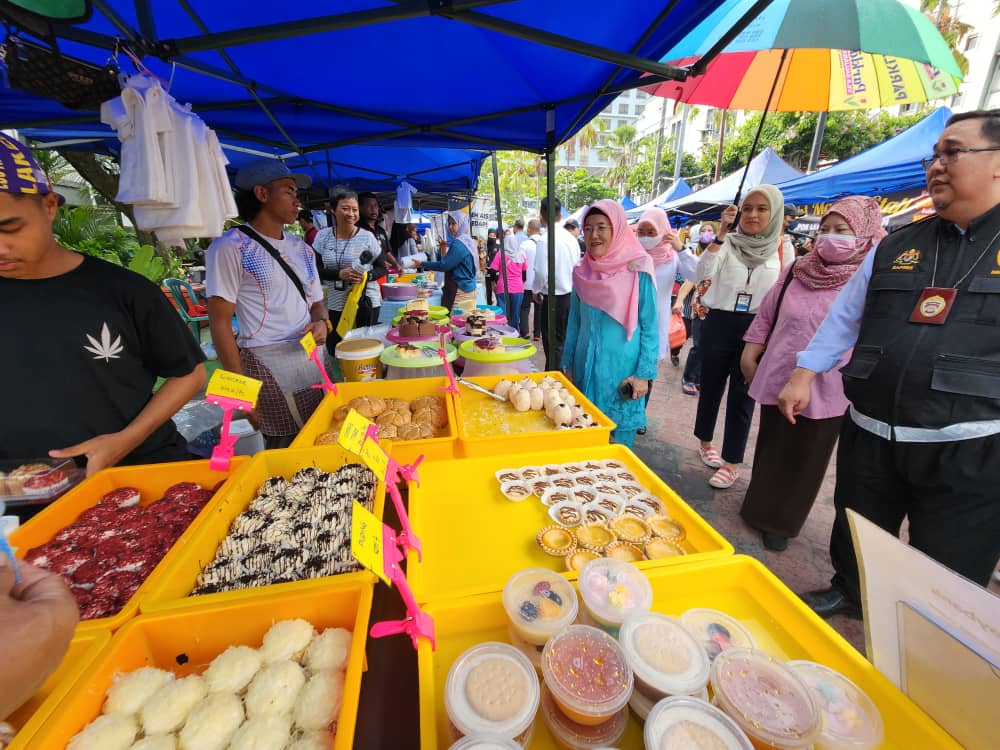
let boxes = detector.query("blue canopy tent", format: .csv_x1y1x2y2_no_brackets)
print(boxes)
619,195,638,210
625,177,694,220
0,0,770,372
776,107,950,211
660,147,801,217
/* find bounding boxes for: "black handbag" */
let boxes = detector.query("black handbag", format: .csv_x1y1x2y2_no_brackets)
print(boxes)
2,34,121,110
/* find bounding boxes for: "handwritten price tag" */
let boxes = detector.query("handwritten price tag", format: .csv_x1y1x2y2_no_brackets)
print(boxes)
351,500,388,584
300,331,317,356
206,369,263,406
337,408,372,454
359,438,389,481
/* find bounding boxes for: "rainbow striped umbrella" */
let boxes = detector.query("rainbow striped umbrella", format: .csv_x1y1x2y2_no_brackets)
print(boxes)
649,0,963,111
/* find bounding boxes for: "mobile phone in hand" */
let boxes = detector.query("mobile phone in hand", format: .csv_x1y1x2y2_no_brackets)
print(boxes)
618,381,634,399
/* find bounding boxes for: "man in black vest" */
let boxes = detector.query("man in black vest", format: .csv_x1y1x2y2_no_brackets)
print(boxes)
778,109,1000,619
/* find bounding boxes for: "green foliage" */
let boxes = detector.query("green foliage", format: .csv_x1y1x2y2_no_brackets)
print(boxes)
556,168,615,209
597,125,639,195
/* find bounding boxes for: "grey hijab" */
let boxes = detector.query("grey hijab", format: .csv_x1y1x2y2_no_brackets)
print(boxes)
724,184,785,268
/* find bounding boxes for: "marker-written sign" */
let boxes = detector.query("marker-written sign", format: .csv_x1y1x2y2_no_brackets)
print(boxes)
351,500,389,584
206,369,263,406
337,408,372,454
300,331,317,357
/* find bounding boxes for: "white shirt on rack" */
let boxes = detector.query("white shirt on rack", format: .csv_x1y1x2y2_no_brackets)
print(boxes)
532,225,579,296
695,243,781,314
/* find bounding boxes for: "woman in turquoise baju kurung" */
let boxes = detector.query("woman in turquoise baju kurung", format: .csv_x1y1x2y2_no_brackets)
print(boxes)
560,199,659,448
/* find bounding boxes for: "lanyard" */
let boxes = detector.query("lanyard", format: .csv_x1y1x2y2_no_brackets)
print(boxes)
332,228,359,269
929,225,1000,289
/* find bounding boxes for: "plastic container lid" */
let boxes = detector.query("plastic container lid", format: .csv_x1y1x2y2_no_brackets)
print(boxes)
447,735,522,750
787,661,885,750
577,557,652,632
335,337,384,359
539,684,628,750
619,612,710,700
502,568,579,647
445,642,540,740
230,418,256,437
540,625,633,724
678,608,756,663
507,625,543,671
644,696,755,750
710,648,822,749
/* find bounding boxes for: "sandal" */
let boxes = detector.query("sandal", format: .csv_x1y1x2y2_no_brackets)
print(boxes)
698,444,722,469
681,381,698,396
709,466,738,489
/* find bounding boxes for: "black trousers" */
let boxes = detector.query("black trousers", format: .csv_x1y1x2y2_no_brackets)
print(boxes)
693,310,755,464
538,293,571,368
682,315,703,386
326,304,381,355
830,418,1000,604
520,294,543,338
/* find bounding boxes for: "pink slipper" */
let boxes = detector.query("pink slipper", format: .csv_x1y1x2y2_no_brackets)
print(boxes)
709,466,738,489
698,444,722,469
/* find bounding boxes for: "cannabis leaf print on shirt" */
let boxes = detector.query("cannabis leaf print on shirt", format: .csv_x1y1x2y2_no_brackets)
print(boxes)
84,323,124,362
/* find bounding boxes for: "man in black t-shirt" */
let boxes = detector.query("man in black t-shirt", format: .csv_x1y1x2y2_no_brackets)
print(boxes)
356,191,396,276
0,134,207,475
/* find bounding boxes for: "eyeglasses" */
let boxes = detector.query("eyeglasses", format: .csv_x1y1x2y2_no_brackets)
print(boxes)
922,146,1000,171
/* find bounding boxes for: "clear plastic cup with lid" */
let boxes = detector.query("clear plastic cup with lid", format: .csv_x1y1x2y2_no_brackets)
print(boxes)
539,684,628,750
541,624,633,726
445,642,541,742
631,684,710,724
678,608,756,663
448,735,522,750
577,557,653,637
787,661,884,750
619,612,710,702
644,695,754,749
710,648,822,749
503,567,579,646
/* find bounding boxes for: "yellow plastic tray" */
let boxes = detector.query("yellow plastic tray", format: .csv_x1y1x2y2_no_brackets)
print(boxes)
291,377,459,462
139,447,386,614
418,556,959,750
31,578,373,750
455,372,615,457
5,629,111,750
406,445,732,603
8,458,249,634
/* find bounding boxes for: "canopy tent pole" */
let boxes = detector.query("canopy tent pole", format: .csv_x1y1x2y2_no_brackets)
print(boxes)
651,99,668,198
492,152,510,321
807,111,829,172
733,48,788,206
714,109,728,182
545,109,558,371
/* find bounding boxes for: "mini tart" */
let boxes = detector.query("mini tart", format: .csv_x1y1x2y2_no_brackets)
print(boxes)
614,471,639,484
550,474,576,490
562,463,586,474
619,483,645,499
500,481,532,502
602,459,627,470
605,540,645,562
542,464,565,476
519,466,542,480
572,488,597,505
622,501,649,519
548,501,585,528
541,487,575,507
531,479,552,498
537,526,577,557
575,474,597,487
595,482,622,498
593,471,617,483
648,514,686,542
632,493,668,516
583,461,604,471
645,537,687,559
593,493,625,518
565,549,600,572
495,469,522,484
610,515,652,543
574,523,617,552
583,505,613,525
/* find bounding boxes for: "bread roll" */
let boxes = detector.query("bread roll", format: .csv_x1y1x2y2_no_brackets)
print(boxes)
493,379,514,398
510,389,532,412
529,388,545,411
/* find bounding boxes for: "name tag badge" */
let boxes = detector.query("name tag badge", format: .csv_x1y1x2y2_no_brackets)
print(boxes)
734,292,752,313
909,287,957,325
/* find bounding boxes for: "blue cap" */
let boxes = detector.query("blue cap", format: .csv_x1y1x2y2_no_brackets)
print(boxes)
233,159,311,191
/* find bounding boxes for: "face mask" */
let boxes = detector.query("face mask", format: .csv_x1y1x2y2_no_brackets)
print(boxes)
699,231,715,244
638,236,660,250
815,233,861,263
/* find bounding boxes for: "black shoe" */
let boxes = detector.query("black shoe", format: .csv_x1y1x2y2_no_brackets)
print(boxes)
761,532,788,551
671,355,681,366
636,427,647,435
800,587,862,620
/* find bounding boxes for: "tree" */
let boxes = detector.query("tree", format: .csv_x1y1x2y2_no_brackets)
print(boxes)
479,151,545,224
562,118,607,165
627,137,700,201
597,124,639,196
920,1,973,76
556,168,615,210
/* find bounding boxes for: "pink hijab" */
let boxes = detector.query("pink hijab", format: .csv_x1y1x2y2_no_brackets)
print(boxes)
793,196,887,290
637,207,677,265
574,199,656,340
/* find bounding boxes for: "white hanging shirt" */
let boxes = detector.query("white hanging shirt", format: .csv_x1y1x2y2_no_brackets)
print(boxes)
102,84,168,206
394,181,416,222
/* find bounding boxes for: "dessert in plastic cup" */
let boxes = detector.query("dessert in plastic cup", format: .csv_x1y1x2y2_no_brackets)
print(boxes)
577,557,653,637
679,608,757,663
445,642,541,743
787,661,884,750
629,684,711,723
541,624,633,727
448,735,523,750
710,648,822,749
503,568,579,646
539,684,628,750
507,624,544,671
644,695,754,749
620,612,710,702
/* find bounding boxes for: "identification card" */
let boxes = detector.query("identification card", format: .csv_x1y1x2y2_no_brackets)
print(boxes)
734,292,752,313
909,287,957,325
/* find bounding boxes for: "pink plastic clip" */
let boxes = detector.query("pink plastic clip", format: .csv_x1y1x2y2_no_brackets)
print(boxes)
308,347,338,395
205,394,255,472
364,424,422,561
437,332,460,396
369,525,436,650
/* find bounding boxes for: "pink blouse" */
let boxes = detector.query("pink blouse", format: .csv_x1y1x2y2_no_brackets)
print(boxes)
743,266,850,420
490,250,527,294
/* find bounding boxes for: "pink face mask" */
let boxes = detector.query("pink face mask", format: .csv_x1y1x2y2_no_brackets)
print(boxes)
815,233,861,264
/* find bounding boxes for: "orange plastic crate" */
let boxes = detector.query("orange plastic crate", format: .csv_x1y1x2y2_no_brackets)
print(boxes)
5,630,110,750
292,376,459,462
29,579,373,750
140,446,386,615
8,457,248,634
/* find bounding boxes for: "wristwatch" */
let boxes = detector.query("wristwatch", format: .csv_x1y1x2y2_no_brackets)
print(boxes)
320,318,333,333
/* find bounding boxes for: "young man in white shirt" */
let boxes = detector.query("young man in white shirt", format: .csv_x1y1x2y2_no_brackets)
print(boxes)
532,196,579,367
518,219,542,338
206,160,330,448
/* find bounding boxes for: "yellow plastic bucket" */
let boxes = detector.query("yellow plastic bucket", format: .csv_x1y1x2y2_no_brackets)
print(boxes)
336,337,384,381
